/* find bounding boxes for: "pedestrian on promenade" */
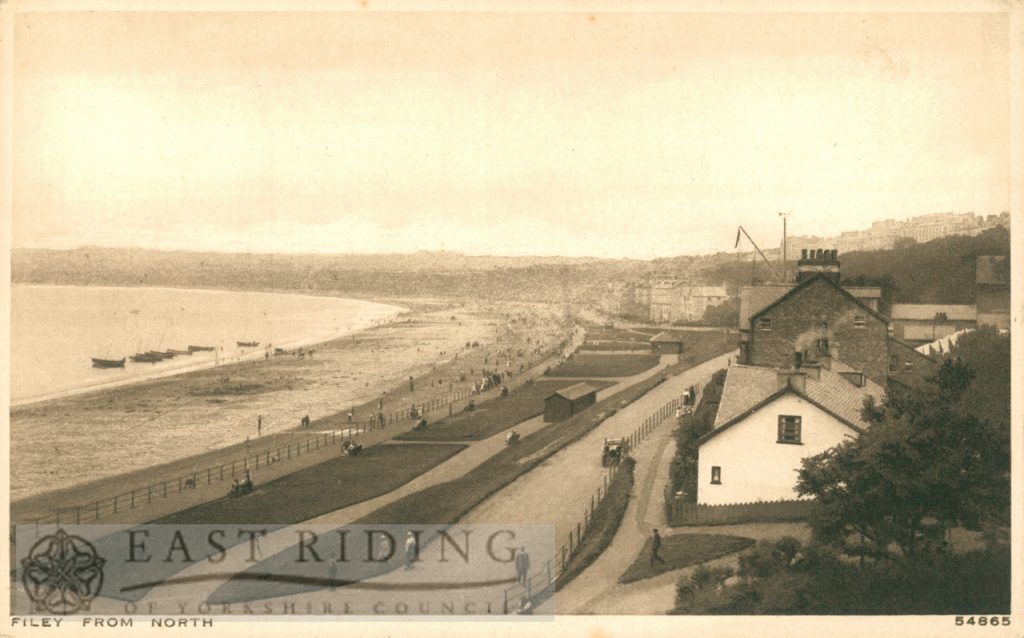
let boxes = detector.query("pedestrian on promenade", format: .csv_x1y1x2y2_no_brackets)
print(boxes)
515,546,530,585
404,532,418,570
409,376,415,392
257,415,262,436
327,557,338,591
650,529,666,567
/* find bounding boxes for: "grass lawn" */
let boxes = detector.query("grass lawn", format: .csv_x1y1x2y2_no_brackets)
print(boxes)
619,534,754,584
547,354,661,378
661,330,736,375
555,458,635,591
153,442,466,525
586,330,653,343
395,379,614,442
207,374,669,604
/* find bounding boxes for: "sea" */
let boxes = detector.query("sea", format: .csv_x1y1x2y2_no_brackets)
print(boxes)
10,284,405,405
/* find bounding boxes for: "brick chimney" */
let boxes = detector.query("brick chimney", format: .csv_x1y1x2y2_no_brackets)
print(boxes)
796,248,840,284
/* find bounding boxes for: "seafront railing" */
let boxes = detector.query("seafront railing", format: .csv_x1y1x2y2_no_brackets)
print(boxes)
21,347,573,531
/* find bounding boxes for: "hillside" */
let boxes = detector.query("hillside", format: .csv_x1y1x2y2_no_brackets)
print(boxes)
698,227,1010,305
11,246,647,303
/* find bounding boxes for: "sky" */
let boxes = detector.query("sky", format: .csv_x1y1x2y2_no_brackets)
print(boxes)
10,9,1012,259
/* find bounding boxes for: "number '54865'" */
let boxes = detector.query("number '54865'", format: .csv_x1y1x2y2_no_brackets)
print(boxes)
955,616,1010,626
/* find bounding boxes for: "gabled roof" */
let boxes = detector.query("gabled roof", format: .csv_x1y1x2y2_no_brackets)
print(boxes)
650,331,684,343
749,273,888,325
890,304,977,322
702,362,886,445
550,382,597,401
739,284,792,327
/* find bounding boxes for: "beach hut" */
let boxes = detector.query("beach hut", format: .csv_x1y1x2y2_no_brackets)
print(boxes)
544,383,598,422
650,331,685,355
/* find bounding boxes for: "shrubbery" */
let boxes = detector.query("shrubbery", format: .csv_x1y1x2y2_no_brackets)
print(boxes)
668,368,727,502
675,534,1011,614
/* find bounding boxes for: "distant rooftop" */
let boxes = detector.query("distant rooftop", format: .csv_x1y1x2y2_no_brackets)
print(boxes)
890,304,977,322
551,382,598,401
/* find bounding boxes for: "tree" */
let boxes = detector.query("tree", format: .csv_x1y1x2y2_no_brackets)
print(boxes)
701,297,740,327
796,358,1010,561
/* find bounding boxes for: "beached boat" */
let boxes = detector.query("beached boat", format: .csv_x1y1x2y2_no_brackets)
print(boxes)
237,341,260,348
166,348,193,355
130,353,163,363
146,350,174,359
188,345,216,352
91,357,126,368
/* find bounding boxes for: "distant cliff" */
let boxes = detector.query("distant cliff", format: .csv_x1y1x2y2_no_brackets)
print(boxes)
11,246,647,303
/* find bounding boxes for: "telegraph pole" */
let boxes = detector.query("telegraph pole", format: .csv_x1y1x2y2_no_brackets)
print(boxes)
778,212,790,282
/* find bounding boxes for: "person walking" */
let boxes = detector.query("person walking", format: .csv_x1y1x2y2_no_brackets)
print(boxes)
404,532,418,570
650,529,666,567
257,415,262,436
515,546,530,586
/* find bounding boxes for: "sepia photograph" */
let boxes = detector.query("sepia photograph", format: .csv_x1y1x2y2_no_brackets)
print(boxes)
0,1,1019,636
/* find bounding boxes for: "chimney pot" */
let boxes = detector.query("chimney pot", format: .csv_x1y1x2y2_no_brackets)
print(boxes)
801,249,808,259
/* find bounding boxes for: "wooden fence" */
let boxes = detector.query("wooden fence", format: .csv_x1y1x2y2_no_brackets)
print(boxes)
665,497,817,527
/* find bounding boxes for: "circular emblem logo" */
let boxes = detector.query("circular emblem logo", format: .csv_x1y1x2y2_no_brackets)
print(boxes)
21,529,105,614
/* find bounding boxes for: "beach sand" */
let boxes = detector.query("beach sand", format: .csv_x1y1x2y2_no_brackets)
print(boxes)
10,300,568,506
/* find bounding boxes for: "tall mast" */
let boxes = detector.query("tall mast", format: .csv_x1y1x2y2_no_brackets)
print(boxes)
778,211,790,282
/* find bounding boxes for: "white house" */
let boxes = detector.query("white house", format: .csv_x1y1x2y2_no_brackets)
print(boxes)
697,359,885,505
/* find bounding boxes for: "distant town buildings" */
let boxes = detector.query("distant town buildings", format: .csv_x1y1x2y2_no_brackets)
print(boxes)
784,211,1009,255
599,280,728,324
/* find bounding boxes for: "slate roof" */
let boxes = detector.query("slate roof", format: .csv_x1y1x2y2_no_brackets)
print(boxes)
739,281,883,327
710,362,886,434
550,382,597,402
650,331,684,343
738,284,792,327
890,304,977,321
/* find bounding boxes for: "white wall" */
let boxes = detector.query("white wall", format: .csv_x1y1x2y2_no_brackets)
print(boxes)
697,393,859,505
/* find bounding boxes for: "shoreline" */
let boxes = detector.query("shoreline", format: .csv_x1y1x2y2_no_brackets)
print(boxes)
10,283,411,408
10,301,570,504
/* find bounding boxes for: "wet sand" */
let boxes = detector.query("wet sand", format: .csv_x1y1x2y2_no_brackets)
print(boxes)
11,300,568,505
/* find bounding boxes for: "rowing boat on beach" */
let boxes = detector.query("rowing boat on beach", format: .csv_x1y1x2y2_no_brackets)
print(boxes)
91,357,126,368
237,340,260,348
188,345,216,352
129,353,163,363
166,349,193,355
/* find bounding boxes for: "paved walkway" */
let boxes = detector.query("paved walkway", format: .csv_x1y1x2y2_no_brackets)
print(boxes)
461,352,734,566
126,351,675,608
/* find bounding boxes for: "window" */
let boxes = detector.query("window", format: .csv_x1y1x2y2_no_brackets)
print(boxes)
777,415,802,444
710,466,722,484
758,317,772,331
853,314,866,328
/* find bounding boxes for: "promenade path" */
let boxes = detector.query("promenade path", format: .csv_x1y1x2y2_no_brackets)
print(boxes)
13,322,582,527
120,353,675,611
461,352,734,553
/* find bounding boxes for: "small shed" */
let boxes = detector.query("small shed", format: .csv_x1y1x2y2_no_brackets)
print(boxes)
650,331,685,355
544,383,598,422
